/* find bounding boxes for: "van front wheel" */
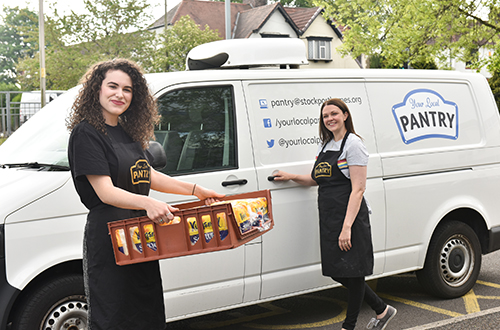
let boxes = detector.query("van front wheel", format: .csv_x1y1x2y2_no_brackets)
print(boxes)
11,274,88,330
416,221,481,298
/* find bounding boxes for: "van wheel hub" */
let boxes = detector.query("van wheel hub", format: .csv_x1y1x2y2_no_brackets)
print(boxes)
439,236,473,286
449,248,464,272
42,296,88,330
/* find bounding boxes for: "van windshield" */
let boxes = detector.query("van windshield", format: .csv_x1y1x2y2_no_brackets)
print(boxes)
0,89,78,168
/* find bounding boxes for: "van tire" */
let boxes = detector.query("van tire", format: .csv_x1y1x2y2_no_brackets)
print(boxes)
416,221,481,298
11,274,88,330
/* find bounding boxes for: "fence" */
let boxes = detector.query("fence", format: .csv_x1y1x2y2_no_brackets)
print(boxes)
0,91,64,137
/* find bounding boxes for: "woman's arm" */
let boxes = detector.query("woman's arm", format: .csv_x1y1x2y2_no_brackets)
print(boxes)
272,170,317,186
87,169,224,224
338,165,367,251
150,169,224,204
87,174,174,224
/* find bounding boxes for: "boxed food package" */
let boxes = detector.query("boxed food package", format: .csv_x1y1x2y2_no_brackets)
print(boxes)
108,189,273,265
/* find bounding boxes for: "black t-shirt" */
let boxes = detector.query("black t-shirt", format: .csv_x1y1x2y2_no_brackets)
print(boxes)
68,121,150,210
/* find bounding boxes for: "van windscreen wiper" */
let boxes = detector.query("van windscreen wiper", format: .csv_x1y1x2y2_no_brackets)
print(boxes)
0,162,70,171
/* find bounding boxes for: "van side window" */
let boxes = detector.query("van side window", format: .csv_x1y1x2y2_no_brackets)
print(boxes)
155,86,237,175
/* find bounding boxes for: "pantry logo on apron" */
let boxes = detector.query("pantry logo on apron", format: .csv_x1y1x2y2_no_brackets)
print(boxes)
314,161,332,178
392,89,458,144
130,159,151,184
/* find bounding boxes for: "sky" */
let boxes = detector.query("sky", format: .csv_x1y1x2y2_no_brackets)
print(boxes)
0,0,182,23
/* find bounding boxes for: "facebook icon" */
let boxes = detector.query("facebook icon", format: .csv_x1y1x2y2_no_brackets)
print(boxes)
263,118,272,128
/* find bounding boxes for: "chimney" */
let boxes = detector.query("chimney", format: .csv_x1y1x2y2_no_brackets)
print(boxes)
243,0,267,7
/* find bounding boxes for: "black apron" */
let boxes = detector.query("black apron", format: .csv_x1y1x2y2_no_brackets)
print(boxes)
312,132,374,278
84,125,165,330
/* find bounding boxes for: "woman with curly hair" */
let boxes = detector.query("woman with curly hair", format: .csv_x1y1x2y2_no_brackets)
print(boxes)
67,58,224,330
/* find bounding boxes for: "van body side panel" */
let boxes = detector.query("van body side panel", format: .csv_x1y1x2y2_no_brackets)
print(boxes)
5,179,86,289
366,78,500,272
150,82,260,318
0,225,20,330
243,80,386,299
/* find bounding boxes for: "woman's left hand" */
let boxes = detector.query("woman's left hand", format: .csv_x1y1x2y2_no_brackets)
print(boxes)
338,227,352,251
194,185,225,205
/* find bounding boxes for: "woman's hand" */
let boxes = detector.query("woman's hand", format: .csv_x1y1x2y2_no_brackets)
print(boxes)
338,227,352,251
193,185,225,205
144,198,179,225
87,174,179,225
272,170,317,186
272,170,295,181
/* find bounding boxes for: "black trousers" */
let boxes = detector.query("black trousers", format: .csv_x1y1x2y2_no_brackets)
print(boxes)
332,277,387,330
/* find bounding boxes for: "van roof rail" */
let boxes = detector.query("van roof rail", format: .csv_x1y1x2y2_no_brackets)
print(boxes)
186,38,309,70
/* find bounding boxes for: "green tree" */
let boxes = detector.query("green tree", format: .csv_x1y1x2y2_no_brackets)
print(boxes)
489,71,500,111
16,0,158,90
0,7,38,85
277,0,315,8
212,0,315,7
152,15,222,72
315,0,500,70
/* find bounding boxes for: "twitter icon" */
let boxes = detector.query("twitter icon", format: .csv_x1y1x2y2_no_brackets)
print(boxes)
267,139,275,148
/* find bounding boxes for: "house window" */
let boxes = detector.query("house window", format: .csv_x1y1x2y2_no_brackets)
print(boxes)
307,37,332,61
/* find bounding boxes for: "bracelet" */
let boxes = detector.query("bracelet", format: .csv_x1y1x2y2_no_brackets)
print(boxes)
191,183,196,195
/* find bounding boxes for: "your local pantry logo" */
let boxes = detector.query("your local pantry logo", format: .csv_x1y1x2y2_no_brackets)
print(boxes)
392,89,458,144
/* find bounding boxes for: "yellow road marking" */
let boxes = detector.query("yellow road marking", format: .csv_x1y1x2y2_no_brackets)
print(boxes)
378,293,463,317
192,303,290,329
245,296,347,329
463,289,480,314
244,296,347,330
474,295,500,300
476,280,500,289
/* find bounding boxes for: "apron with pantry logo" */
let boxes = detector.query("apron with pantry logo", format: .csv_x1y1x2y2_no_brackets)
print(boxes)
311,132,374,278
84,124,165,330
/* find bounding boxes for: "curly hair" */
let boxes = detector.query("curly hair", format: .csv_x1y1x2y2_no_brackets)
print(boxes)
319,98,362,144
66,58,159,149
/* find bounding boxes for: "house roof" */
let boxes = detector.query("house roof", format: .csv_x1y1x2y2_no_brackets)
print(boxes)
150,0,252,38
234,3,300,39
284,7,345,39
150,0,342,40
284,6,322,32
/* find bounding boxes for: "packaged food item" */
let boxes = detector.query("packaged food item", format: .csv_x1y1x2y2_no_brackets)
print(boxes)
115,229,129,256
187,217,199,245
248,197,271,230
231,200,252,234
201,215,214,243
143,224,157,251
216,212,228,241
159,216,182,226
129,226,143,253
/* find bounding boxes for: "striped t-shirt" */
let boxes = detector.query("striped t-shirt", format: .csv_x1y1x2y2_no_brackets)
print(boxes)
316,133,369,179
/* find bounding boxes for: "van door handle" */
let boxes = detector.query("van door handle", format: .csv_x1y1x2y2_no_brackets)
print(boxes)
221,179,248,187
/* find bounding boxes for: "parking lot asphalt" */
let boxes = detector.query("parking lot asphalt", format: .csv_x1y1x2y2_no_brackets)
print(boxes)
166,250,500,330
405,306,500,329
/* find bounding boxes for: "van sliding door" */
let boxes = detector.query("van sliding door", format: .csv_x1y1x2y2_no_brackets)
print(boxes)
243,79,385,300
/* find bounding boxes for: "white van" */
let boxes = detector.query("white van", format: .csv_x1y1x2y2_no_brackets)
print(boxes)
1,38,499,330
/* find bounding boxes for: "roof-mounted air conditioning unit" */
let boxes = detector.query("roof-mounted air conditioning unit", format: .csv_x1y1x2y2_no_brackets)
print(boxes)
186,38,309,70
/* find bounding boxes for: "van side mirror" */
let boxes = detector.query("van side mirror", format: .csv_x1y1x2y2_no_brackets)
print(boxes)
147,141,167,170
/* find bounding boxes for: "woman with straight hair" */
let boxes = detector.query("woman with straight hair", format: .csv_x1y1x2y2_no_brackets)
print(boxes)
273,98,396,330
